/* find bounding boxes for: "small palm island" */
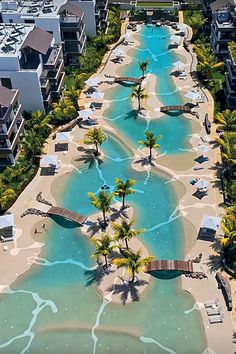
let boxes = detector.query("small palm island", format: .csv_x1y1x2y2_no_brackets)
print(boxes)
0,2,236,354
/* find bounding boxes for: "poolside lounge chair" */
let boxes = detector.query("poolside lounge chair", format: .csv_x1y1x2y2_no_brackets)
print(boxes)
209,313,224,324
204,298,219,308
206,306,222,316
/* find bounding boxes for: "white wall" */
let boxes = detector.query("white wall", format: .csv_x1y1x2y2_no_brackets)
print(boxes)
1,13,22,23
72,0,96,36
0,56,20,71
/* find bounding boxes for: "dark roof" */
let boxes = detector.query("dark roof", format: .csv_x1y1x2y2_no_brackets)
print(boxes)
0,86,16,107
20,27,53,55
58,1,84,18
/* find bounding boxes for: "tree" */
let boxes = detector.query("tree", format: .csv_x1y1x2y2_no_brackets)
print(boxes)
0,188,16,210
88,191,113,225
82,127,107,156
194,44,224,81
139,130,161,160
51,97,77,124
92,234,115,268
64,86,80,110
130,85,147,111
187,12,206,38
113,249,155,283
139,59,150,78
215,110,236,132
20,130,45,163
112,218,145,250
113,178,136,209
217,133,236,176
221,214,236,247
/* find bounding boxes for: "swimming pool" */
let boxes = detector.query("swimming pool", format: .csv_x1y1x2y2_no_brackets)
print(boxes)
0,25,207,354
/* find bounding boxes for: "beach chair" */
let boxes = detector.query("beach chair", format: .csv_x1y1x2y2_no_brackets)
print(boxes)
204,298,219,308
206,306,222,316
209,313,224,324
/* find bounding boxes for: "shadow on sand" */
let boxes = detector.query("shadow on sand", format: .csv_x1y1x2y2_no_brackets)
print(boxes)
134,156,154,167
107,278,148,305
84,263,115,286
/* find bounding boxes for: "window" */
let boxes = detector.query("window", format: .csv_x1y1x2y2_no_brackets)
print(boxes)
9,19,13,24
24,19,35,24
1,78,12,90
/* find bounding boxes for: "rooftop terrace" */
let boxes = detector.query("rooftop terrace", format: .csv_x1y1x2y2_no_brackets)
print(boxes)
1,0,60,17
0,23,33,55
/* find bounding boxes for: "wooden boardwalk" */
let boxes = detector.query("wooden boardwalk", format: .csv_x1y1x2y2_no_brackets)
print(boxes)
160,105,192,113
114,76,142,85
48,206,87,225
144,260,194,273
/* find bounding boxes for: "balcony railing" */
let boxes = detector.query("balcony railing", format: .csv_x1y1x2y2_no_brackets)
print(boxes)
43,46,62,70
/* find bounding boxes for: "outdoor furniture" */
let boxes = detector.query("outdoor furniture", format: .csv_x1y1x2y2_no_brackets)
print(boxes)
0,213,14,242
204,298,219,308
209,314,224,324
203,114,211,135
215,272,233,311
206,306,222,316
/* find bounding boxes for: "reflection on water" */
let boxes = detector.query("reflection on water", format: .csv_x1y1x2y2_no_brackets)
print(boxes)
0,25,206,354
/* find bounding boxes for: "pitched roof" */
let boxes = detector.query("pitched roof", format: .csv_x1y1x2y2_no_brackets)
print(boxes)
210,0,235,11
20,27,53,55
0,86,16,107
58,1,84,18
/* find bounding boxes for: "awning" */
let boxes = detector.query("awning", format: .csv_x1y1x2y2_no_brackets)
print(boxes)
90,92,104,100
113,48,125,57
78,108,94,119
172,61,185,70
40,155,58,167
201,215,220,231
56,132,70,143
195,179,209,190
185,91,202,101
0,214,14,229
84,78,100,87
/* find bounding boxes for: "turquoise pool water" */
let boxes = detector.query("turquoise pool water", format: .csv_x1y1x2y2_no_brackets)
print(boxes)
0,25,207,354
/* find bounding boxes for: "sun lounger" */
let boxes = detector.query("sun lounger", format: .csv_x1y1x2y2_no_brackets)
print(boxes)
206,306,222,316
204,298,219,308
209,313,224,324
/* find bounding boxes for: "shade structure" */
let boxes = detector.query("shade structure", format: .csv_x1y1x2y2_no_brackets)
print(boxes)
56,132,70,143
201,215,220,231
195,178,209,190
198,145,210,155
113,47,125,57
78,108,94,119
172,60,185,70
90,92,104,100
170,35,181,45
185,91,202,101
84,77,100,87
40,155,58,167
0,214,14,229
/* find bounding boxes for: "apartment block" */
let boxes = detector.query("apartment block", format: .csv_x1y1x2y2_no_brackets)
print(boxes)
225,46,236,108
0,24,65,112
0,85,24,166
0,0,86,63
210,0,236,58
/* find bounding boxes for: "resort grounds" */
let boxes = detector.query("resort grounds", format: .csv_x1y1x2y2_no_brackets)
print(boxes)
0,20,235,354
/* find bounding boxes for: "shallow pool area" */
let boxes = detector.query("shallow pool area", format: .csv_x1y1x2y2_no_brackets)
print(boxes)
0,25,207,354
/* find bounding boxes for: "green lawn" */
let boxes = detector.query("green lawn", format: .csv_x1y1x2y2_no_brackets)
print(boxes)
136,2,172,7
64,75,76,89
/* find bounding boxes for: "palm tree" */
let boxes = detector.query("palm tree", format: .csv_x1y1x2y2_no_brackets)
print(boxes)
64,86,80,110
194,44,224,81
113,178,136,209
217,133,236,176
112,218,145,250
220,215,236,247
130,85,147,111
20,130,45,163
139,130,161,160
92,234,115,268
215,110,236,132
83,127,107,156
113,249,155,282
88,191,113,225
139,59,150,78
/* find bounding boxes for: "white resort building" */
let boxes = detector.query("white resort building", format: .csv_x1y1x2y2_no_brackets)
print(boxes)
0,85,24,166
0,24,65,112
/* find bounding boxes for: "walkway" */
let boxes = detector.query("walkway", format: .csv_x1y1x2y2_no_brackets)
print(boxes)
145,260,194,273
48,206,87,225
159,105,192,113
114,76,142,85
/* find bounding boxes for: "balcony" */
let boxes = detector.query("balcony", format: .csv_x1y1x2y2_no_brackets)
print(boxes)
43,92,53,107
51,72,65,98
213,12,236,30
225,73,236,96
47,60,64,81
226,59,236,84
43,46,62,70
60,15,83,28
40,78,50,94
0,118,24,153
20,52,40,70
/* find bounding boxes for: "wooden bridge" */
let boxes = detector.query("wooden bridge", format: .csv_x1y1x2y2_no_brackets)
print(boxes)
160,105,192,113
114,76,142,85
48,206,87,225
144,260,194,273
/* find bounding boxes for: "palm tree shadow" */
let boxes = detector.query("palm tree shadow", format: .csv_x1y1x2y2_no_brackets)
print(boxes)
134,156,154,167
109,207,129,221
75,153,103,168
84,264,115,286
85,220,102,236
124,110,139,120
207,254,223,272
107,279,148,305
